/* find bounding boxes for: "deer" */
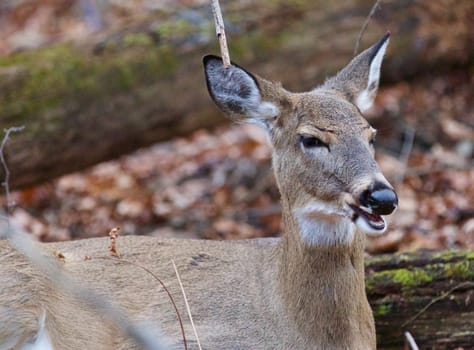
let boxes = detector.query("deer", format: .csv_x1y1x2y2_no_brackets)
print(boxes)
0,33,397,350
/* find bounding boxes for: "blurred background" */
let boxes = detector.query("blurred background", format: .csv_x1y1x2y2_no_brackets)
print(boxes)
0,0,473,255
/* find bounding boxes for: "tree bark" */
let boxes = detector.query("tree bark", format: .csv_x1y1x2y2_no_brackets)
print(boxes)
1,0,473,189
366,250,474,350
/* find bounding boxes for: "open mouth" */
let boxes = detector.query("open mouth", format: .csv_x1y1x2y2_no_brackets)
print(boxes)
349,204,386,234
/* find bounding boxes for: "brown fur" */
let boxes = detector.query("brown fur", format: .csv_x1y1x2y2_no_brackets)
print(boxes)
0,36,393,349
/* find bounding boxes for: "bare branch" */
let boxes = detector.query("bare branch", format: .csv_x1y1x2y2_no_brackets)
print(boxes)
108,227,121,257
0,126,25,218
172,260,202,350
97,257,188,350
393,125,415,186
354,0,382,55
402,281,474,328
210,0,231,68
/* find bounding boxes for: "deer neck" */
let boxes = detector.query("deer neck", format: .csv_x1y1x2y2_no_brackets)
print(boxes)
275,200,375,349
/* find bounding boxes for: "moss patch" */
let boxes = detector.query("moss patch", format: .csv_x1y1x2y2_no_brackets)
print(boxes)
391,268,432,288
374,302,393,317
0,39,179,135
231,31,283,62
155,19,196,41
444,260,473,279
367,267,433,294
432,250,474,261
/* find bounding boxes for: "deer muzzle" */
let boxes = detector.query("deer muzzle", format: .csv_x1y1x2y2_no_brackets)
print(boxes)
359,181,398,215
348,181,398,235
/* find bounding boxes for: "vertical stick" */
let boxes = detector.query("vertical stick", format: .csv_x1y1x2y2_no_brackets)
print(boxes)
0,126,24,230
211,0,231,68
172,260,203,350
354,0,381,55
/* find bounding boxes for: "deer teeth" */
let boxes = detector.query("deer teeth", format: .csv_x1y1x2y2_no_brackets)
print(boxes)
348,204,387,234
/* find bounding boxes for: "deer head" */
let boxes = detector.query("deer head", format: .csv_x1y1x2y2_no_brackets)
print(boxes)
203,33,397,246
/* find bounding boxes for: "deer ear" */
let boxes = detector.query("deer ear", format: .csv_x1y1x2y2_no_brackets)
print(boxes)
203,55,279,127
324,32,390,112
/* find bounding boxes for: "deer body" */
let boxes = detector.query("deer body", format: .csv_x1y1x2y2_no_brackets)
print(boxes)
0,34,397,350
1,234,372,350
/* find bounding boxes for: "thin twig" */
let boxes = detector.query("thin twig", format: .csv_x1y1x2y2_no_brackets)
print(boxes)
0,126,25,217
108,227,121,257
172,260,202,350
404,332,419,350
354,0,382,55
100,257,188,350
211,0,231,68
402,281,474,328
393,125,415,186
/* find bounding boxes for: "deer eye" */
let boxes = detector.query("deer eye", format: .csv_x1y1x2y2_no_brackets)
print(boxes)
369,136,376,146
299,135,329,150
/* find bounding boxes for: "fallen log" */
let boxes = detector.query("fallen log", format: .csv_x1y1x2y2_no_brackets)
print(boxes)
1,0,473,189
366,250,474,349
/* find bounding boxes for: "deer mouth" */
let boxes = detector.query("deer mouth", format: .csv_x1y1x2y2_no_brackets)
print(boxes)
349,204,387,234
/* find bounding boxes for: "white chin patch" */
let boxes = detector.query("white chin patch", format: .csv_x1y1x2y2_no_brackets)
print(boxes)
354,215,387,235
294,202,355,246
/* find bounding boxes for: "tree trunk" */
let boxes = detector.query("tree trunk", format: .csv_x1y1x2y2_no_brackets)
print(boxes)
366,250,474,350
1,0,473,189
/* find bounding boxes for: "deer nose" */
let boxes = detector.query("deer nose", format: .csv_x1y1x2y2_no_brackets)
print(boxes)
359,182,398,215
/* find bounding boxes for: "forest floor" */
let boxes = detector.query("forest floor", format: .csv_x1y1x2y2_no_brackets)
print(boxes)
1,0,473,254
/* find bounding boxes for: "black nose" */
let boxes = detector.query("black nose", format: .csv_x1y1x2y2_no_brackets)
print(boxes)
359,182,398,215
